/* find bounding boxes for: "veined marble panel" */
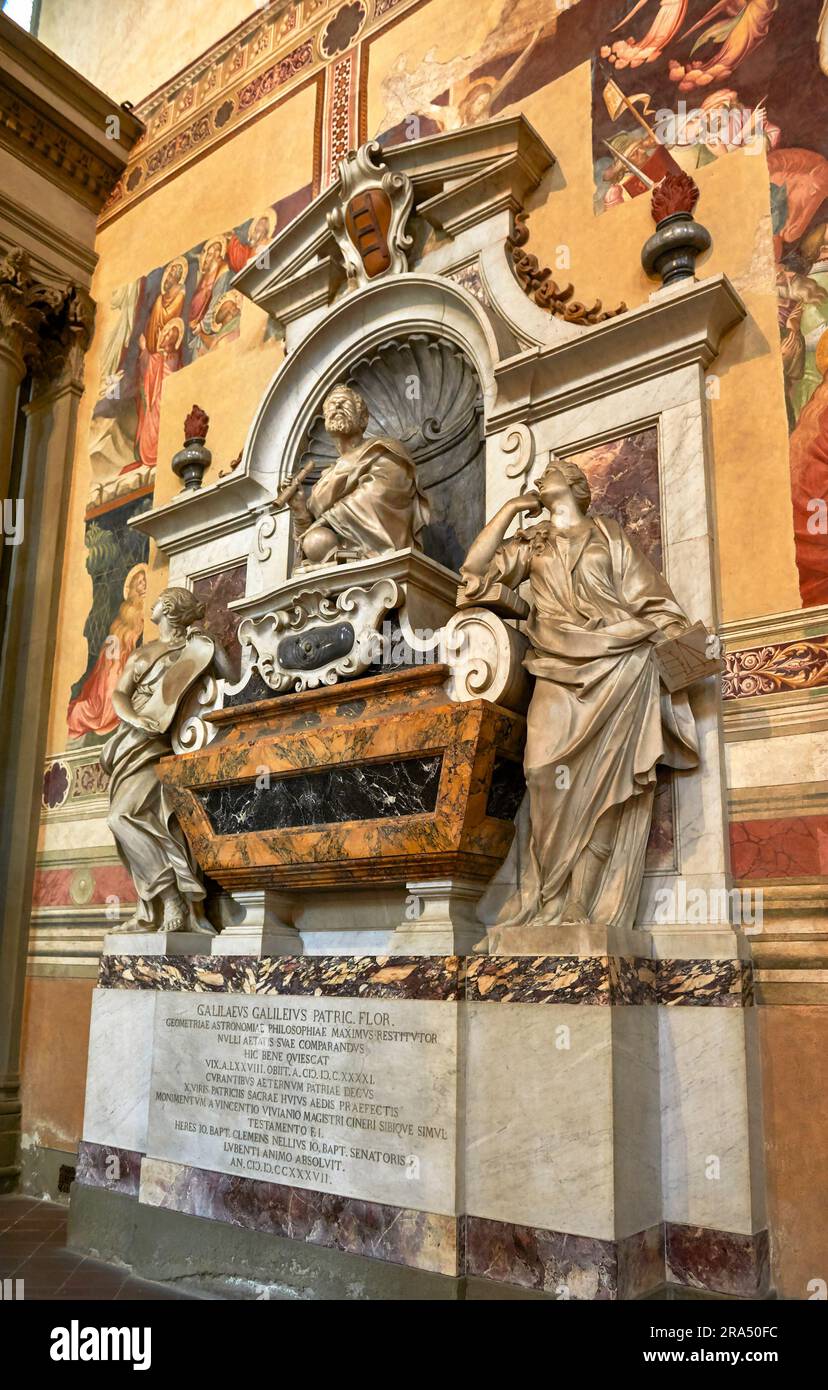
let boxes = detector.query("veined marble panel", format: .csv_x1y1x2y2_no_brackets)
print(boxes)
100,953,463,999
465,1001,660,1241
465,1216,665,1299
98,951,751,1005
82,989,158,1154
255,955,463,999
76,1140,142,1197
145,992,461,1217
464,955,656,1005
665,1222,770,1298
659,1006,766,1236
139,1156,460,1277
99,954,255,992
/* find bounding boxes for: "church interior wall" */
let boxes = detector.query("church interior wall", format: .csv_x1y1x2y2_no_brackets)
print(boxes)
16,0,828,1301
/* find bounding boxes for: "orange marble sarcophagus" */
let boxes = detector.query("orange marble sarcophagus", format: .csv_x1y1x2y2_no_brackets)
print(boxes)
157,664,526,893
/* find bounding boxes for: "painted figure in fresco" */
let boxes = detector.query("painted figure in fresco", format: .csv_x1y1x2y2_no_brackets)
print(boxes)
787,251,828,606
67,564,148,742
600,0,777,87
227,208,278,271
668,0,778,91
377,2,554,137
131,317,184,471
138,258,187,362
188,236,232,356
190,290,242,355
283,384,430,566
460,458,704,931
102,587,235,934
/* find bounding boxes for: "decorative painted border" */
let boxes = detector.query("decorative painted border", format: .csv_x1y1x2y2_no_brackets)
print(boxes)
723,637,828,700
97,952,753,1005
100,0,427,225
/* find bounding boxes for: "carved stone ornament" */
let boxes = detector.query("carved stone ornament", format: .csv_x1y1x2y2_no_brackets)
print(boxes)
237,577,399,693
327,140,414,287
0,246,94,383
507,213,626,325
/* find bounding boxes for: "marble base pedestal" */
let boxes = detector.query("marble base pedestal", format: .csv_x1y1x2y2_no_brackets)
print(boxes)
72,934,768,1300
209,890,302,956
388,878,488,955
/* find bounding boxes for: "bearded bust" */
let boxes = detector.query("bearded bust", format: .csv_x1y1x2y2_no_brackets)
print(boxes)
285,384,430,566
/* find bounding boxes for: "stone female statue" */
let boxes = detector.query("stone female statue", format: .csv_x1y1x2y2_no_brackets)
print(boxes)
459,458,702,931
101,586,234,934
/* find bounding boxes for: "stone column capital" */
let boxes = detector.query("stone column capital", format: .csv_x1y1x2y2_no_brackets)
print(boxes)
0,246,95,390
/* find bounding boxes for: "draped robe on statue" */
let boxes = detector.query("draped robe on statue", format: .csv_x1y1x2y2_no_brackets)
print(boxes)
462,515,699,930
303,437,430,559
101,643,206,927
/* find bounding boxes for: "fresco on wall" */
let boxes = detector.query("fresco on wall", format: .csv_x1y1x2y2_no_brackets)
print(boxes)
374,0,613,145
66,495,152,747
589,0,828,608
89,190,310,512
64,0,828,747
69,185,312,738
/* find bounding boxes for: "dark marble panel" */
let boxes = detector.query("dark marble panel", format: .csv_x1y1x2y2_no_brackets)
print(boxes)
76,1140,143,1198
617,1224,666,1298
140,1158,460,1276
97,952,751,1008
98,953,464,998
277,621,354,671
485,756,526,822
99,954,255,991
195,754,443,834
657,958,754,1007
192,564,246,671
665,1223,770,1298
465,1214,619,1299
611,955,658,1005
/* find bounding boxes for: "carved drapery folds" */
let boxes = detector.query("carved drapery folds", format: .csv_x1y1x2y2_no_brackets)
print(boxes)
0,247,94,388
507,213,627,325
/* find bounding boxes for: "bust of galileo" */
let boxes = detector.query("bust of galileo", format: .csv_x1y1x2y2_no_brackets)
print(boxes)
286,383,430,566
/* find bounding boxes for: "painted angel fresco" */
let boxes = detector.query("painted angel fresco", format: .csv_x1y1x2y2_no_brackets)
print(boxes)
376,0,575,138
600,0,776,86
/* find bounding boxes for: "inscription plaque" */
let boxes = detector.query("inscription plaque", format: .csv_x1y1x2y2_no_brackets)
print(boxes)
146,993,459,1215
